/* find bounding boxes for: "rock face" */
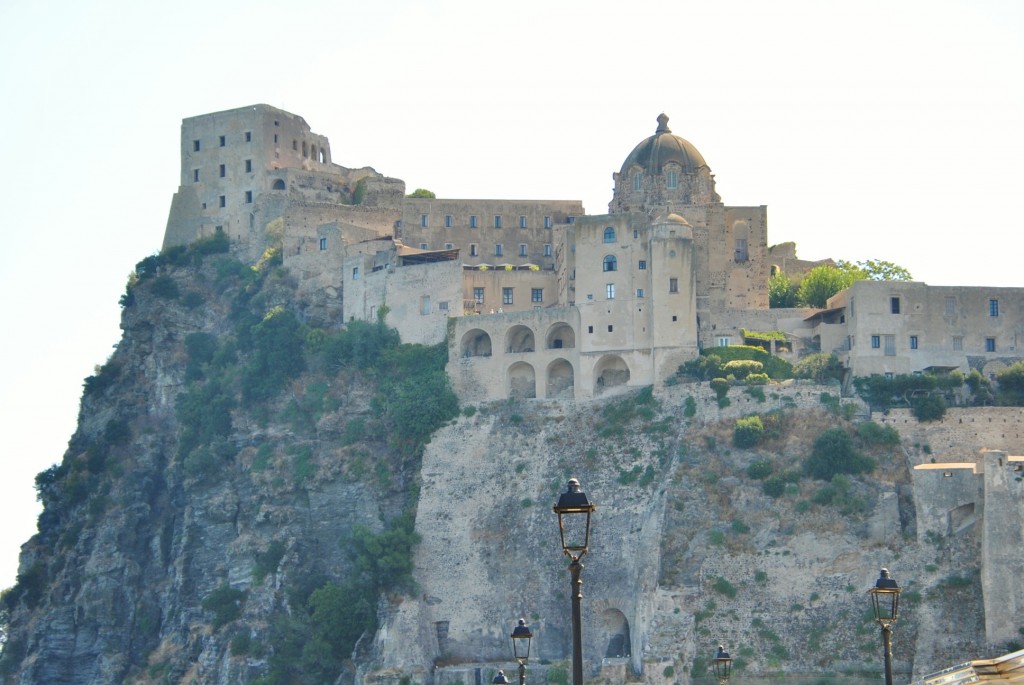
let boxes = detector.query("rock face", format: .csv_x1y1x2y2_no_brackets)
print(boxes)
1,251,1021,685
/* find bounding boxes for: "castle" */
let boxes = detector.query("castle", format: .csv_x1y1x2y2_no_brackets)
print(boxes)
164,105,1023,398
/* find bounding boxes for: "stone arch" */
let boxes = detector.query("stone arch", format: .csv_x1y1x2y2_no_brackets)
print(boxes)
594,355,630,395
302,141,309,158
546,359,574,399
601,608,631,659
460,329,492,358
318,149,326,164
506,325,535,353
508,362,536,399
272,179,286,190
546,323,576,350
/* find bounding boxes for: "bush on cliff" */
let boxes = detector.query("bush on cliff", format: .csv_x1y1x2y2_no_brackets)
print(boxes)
803,428,874,480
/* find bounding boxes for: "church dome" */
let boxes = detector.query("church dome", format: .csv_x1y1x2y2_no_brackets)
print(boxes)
619,114,707,175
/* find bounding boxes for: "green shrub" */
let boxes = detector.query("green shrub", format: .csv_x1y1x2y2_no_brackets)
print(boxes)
723,359,763,380
712,576,737,598
731,517,750,534
912,394,947,422
733,415,765,448
547,665,569,685
803,428,874,480
857,421,901,446
746,459,773,480
684,396,697,417
820,392,840,414
150,275,180,299
254,540,287,583
794,353,843,383
710,377,730,399
763,476,786,498
754,570,768,583
202,585,247,629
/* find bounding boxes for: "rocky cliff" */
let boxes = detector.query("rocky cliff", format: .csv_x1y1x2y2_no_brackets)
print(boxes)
1,242,1020,684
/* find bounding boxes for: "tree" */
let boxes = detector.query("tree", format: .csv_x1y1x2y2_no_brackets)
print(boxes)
406,188,436,198
996,362,1024,406
793,353,843,384
803,428,874,480
797,266,857,308
836,259,913,282
769,270,799,308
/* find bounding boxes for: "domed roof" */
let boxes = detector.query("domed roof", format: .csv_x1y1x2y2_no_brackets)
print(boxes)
619,114,707,176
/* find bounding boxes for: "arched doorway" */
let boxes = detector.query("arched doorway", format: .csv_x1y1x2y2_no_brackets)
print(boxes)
601,608,631,659
546,359,574,399
506,325,535,353
508,362,536,399
546,323,576,350
594,355,630,395
460,329,492,358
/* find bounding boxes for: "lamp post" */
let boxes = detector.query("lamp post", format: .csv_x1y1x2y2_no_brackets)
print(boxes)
868,568,901,685
553,478,596,685
510,618,533,685
711,645,733,685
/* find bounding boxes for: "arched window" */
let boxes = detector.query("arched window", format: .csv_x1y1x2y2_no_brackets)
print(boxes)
603,255,617,272
603,227,616,243
667,170,678,190
633,171,643,192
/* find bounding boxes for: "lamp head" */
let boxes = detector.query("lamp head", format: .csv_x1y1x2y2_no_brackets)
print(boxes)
553,478,596,561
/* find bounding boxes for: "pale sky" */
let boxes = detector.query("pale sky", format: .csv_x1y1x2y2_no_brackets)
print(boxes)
0,0,1021,588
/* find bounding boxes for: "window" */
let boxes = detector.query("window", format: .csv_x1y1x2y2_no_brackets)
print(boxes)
633,229,639,239
495,244,503,256
544,216,552,229
292,140,298,150
633,172,643,191
519,215,527,228
884,335,895,356
638,260,647,270
439,301,450,311
606,325,613,332
193,139,200,151
474,287,485,304
244,190,253,204
990,299,999,317
470,244,478,257
986,337,996,352
636,288,645,298
192,169,199,182
910,335,918,350
494,215,503,229
669,278,678,293
871,335,881,349
421,214,428,228
445,243,453,250
219,163,226,178
519,244,528,257
445,215,452,228
891,297,901,314
319,237,327,251
945,297,956,316
503,288,513,305
667,170,678,189
219,195,226,208
606,283,615,299
219,135,226,147
273,133,278,144
543,244,552,257
352,267,360,280
419,243,428,250
532,288,543,303
603,255,617,272
953,336,963,351
470,215,478,228
245,131,252,142
718,337,731,347
245,159,252,173
420,296,431,315
735,239,748,262
884,372,894,380
588,325,594,333
603,227,616,243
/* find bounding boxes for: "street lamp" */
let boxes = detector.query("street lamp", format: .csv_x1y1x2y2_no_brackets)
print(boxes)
868,568,901,685
553,478,596,685
711,645,733,685
510,618,533,685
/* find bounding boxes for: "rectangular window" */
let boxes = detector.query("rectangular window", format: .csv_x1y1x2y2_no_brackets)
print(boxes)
884,335,895,356
418,243,428,250
495,244,503,257
909,335,918,350
474,287,485,304
219,163,226,178
986,337,996,352
519,215,527,228
519,244,528,257
193,169,199,182
420,296,431,315
245,131,252,142
292,140,298,150
945,297,956,316
319,237,327,251
634,172,643,191
470,244,478,257
193,139,201,151
494,215,502,229
588,325,594,333
532,288,543,303
667,170,678,189
633,229,639,239
445,243,453,250
735,238,748,262
543,244,552,257
273,133,278,144
953,335,963,351
445,214,452,228
718,337,731,347
245,159,252,173
438,301,449,311
421,214,428,228
244,190,253,204
219,195,226,208
636,288,645,298
669,277,678,293
871,335,881,349
891,297,901,314
470,215,478,228
606,283,615,299
219,135,226,147
638,260,647,270
352,267,360,280
503,288,513,305
990,299,999,317
544,216,552,229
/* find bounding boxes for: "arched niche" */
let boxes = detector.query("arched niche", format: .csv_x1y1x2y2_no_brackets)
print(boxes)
546,323,575,350
508,362,536,399
460,329,492,358
506,325,535,353
594,355,630,395
546,359,574,399
601,608,631,659
272,179,286,190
